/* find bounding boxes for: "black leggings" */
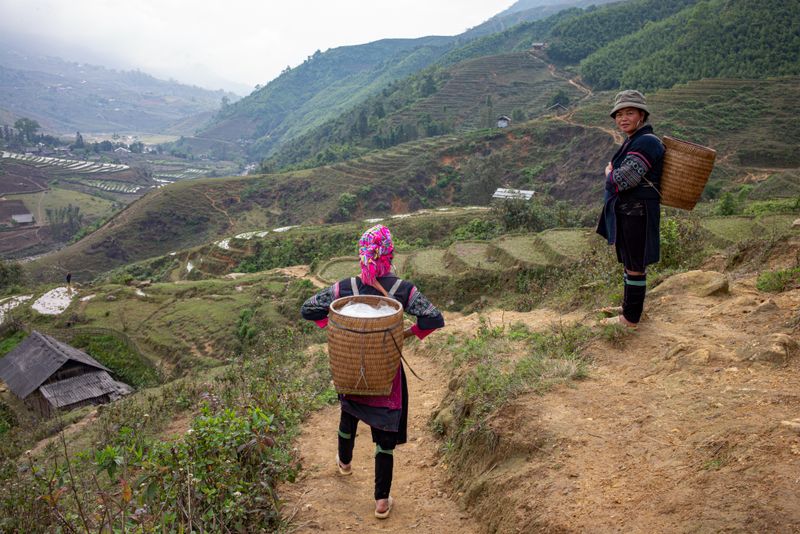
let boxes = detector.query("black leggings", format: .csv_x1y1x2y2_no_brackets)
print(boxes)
338,409,397,500
616,212,648,323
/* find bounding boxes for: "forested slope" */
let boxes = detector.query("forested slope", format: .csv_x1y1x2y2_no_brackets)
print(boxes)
581,0,800,90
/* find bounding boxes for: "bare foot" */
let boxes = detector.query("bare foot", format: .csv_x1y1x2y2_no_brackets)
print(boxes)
375,496,393,519
336,455,352,476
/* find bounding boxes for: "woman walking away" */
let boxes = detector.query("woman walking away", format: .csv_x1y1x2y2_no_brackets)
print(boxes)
300,224,445,519
596,90,665,328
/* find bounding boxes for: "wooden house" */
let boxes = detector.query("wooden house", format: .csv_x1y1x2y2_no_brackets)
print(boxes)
0,331,132,418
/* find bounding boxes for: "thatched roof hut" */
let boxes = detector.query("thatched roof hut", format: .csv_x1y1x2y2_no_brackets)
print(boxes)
0,331,132,417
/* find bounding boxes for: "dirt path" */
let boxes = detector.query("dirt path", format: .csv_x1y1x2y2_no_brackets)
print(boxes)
442,272,800,533
203,190,236,230
280,337,478,533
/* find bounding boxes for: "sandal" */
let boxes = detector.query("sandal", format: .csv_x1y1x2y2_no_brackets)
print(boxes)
374,496,393,519
599,315,638,329
336,455,352,476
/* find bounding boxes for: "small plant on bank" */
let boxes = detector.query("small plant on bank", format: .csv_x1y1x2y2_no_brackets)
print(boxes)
756,266,800,293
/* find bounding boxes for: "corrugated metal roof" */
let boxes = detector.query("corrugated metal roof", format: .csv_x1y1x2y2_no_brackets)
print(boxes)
39,370,126,408
0,331,109,399
492,188,535,200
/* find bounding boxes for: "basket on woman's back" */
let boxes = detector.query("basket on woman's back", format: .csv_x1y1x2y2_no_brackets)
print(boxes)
327,295,404,396
659,136,717,210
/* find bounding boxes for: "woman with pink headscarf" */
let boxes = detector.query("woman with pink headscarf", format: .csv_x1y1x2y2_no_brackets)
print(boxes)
300,224,444,519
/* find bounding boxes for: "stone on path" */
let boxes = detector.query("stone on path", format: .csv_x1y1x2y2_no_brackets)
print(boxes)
650,270,729,298
740,333,799,364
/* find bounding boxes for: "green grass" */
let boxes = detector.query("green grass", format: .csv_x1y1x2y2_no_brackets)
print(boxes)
318,258,359,283
756,266,800,293
0,330,26,357
700,217,760,244
537,229,592,261
495,235,555,266
410,249,450,276
450,242,504,271
16,186,117,221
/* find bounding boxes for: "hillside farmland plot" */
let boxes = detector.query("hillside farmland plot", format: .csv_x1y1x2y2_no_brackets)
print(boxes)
83,180,144,194
318,258,359,283
496,235,557,266
537,229,593,261
451,241,504,271
1,151,128,174
701,217,760,244
410,249,450,276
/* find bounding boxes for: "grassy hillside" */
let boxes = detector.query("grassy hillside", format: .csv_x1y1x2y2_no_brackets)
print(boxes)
571,76,800,196
26,72,800,282
263,52,585,170
191,2,592,162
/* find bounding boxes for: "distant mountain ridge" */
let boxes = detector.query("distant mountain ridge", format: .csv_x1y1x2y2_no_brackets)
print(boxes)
190,0,599,160
0,47,237,135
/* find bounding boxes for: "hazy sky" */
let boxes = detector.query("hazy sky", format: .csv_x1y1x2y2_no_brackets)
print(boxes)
0,0,516,95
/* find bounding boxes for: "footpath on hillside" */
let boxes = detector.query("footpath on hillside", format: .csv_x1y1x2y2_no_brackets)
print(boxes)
279,258,800,531
279,337,478,533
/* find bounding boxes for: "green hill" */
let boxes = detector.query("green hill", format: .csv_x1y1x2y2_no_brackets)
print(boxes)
262,52,584,170
580,0,800,90
189,2,591,162
26,71,800,283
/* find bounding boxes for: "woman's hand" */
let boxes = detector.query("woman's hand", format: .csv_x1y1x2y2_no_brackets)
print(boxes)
605,162,613,176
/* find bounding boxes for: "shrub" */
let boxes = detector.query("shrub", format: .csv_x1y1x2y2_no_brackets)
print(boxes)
756,266,800,293
70,334,160,388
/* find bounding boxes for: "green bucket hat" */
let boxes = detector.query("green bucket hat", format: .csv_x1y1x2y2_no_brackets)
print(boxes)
610,89,649,117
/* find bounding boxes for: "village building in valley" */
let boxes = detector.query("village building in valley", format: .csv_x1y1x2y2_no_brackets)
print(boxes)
0,331,132,418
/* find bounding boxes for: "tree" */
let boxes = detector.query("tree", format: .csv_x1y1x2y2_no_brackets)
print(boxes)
0,260,24,291
13,118,40,142
548,89,571,107
73,131,85,149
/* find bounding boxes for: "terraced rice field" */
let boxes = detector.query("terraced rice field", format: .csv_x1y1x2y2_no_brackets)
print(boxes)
451,242,504,271
319,253,411,284
1,151,128,173
701,217,761,244
537,229,592,261
758,214,799,233
410,249,450,276
319,258,359,283
154,168,207,180
496,235,555,266
83,180,144,194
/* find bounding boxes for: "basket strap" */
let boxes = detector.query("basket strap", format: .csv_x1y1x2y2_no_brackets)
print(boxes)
632,134,663,199
383,329,423,381
388,279,403,297
351,277,360,296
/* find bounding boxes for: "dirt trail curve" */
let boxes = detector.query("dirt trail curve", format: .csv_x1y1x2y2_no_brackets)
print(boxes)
537,56,624,145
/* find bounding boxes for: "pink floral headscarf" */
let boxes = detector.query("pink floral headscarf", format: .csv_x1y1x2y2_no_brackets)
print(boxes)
359,224,394,285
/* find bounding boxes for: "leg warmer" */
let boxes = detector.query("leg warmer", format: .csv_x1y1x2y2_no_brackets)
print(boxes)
338,410,358,465
622,272,647,324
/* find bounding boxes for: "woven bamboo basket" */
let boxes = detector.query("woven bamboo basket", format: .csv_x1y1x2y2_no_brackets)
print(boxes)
327,295,404,396
660,136,717,210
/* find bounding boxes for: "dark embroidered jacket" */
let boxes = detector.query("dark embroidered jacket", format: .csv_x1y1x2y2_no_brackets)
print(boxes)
597,125,665,267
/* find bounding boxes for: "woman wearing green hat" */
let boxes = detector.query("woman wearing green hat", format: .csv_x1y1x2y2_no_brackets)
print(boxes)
596,90,665,327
